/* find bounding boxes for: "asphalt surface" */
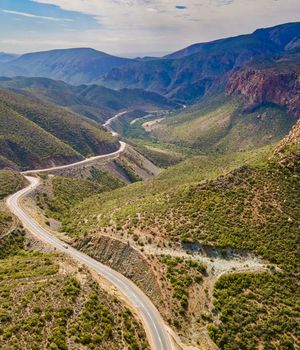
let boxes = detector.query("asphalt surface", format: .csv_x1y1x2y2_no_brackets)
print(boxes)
6,112,173,350
103,111,128,136
22,141,126,174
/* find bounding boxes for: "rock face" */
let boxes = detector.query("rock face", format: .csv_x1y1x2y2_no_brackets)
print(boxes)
227,65,300,118
101,22,300,101
274,118,300,157
74,235,164,307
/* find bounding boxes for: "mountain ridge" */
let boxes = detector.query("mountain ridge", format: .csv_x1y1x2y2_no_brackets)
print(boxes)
0,76,178,123
0,47,136,85
100,22,300,100
0,87,119,170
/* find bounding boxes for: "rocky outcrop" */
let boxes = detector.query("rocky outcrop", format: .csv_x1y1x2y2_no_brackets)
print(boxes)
74,235,164,307
227,66,300,118
274,118,300,165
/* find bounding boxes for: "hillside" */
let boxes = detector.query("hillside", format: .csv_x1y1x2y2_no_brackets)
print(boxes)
125,94,296,154
0,171,150,350
100,22,300,101
39,118,300,348
0,231,150,350
0,48,135,85
0,88,119,170
0,52,18,63
227,50,300,118
0,77,178,123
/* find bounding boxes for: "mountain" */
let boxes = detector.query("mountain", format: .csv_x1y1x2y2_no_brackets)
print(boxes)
0,52,19,63
227,50,300,118
0,23,298,103
55,117,300,349
100,22,300,101
0,77,178,122
0,87,119,170
0,48,135,85
165,21,300,59
145,94,296,153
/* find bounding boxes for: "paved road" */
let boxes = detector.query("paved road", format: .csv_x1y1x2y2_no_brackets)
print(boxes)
6,111,173,350
22,141,126,174
103,111,128,136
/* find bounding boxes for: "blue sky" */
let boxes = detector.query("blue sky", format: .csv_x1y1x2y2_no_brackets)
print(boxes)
0,0,299,56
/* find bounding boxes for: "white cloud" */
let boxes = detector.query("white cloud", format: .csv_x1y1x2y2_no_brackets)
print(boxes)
4,0,300,55
2,9,73,22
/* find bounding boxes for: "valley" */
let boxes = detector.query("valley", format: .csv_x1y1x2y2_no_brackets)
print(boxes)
0,20,299,350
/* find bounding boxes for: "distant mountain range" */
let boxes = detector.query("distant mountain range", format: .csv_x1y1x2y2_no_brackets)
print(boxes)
0,77,178,123
0,22,299,104
100,22,300,101
0,52,19,63
0,21,299,170
0,48,135,85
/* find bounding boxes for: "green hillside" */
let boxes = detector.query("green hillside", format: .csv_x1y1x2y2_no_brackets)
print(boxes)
145,96,296,153
0,170,26,200
39,173,124,223
0,234,150,350
52,119,300,349
0,88,119,170
66,123,299,270
53,143,272,236
0,77,178,123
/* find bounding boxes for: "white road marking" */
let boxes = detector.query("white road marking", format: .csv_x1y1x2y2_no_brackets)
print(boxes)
6,111,173,350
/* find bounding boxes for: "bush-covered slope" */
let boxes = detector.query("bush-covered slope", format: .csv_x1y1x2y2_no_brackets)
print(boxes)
38,173,124,223
61,140,299,271
54,144,272,237
141,95,296,153
0,77,178,123
208,271,299,350
0,88,119,170
55,120,300,349
0,238,150,350
0,170,25,200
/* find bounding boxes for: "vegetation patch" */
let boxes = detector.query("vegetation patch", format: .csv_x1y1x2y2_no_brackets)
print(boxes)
208,272,299,350
0,229,26,259
159,256,206,317
0,170,25,200
149,96,295,154
37,173,124,223
0,249,150,349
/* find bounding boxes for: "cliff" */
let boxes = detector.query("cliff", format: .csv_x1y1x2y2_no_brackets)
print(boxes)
227,56,300,118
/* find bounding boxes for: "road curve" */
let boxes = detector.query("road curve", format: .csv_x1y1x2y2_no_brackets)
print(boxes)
103,111,128,136
6,111,173,350
22,141,126,174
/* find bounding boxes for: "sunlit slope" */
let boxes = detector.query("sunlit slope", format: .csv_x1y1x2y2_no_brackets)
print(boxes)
0,88,118,170
55,121,300,349
150,96,295,153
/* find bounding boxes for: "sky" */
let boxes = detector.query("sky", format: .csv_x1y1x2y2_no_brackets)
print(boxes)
0,0,299,57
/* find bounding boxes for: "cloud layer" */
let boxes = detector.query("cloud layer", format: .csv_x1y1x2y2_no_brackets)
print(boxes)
1,0,299,55
2,9,73,22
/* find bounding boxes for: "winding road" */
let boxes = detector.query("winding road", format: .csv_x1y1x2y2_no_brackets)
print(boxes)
6,112,173,350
